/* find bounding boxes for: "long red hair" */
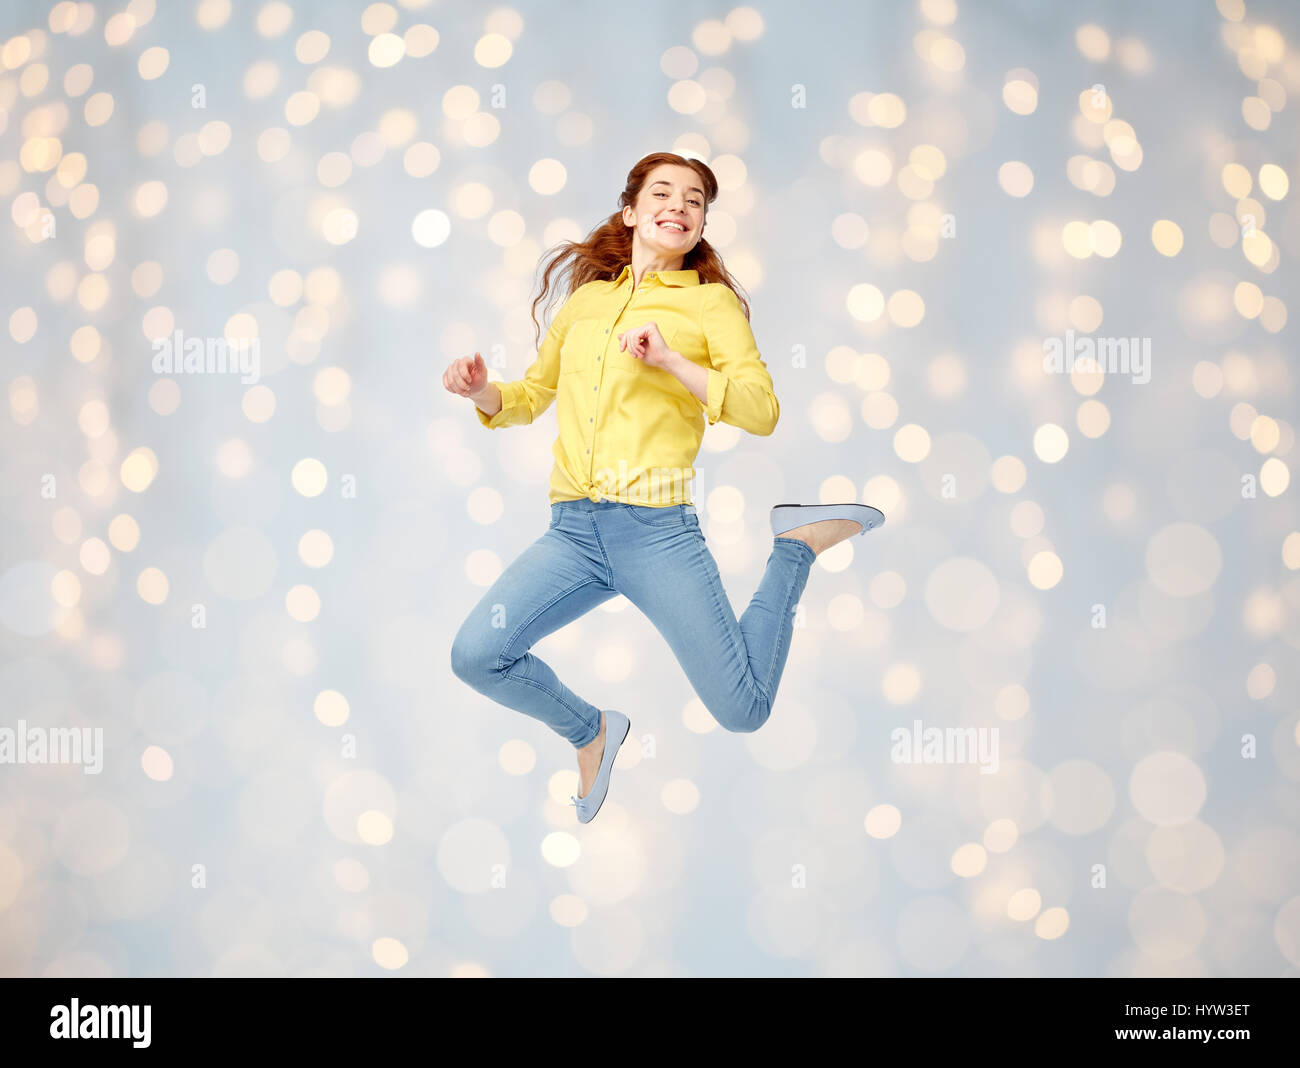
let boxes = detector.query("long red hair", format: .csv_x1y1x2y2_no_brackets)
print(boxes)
528,152,751,348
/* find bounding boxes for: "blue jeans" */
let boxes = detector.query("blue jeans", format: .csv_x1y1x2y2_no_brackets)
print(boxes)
450,500,818,747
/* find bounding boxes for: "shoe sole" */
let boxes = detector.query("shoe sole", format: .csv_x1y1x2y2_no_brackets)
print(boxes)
770,503,886,537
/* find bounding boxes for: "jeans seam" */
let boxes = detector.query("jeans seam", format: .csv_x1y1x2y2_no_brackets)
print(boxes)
493,574,604,745
774,535,817,565
688,529,767,707
587,513,615,588
760,542,813,704
499,666,599,745
495,576,603,673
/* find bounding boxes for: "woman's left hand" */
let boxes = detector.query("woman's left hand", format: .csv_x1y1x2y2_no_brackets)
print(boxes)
617,321,676,370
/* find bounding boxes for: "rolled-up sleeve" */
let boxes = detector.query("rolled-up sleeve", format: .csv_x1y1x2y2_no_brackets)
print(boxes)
700,284,780,436
475,296,575,429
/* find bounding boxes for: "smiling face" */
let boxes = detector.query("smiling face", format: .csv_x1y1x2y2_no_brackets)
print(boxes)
623,163,706,263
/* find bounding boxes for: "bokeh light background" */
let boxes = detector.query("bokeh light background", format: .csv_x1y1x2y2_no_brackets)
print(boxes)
1,0,1298,977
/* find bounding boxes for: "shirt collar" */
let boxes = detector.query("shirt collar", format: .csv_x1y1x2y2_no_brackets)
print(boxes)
613,262,700,288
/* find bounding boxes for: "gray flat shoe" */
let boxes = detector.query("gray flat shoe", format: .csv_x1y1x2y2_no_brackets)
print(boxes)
770,502,885,537
569,710,631,824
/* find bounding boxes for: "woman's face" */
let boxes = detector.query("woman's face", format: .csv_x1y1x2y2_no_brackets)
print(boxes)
624,165,706,261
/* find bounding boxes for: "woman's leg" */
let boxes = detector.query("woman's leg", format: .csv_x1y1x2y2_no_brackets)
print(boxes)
450,519,616,747
607,508,818,733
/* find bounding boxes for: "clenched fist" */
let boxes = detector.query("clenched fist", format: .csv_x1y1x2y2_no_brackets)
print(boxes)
616,321,678,371
443,352,488,397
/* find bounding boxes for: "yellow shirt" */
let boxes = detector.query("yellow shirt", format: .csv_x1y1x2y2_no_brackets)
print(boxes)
475,262,779,506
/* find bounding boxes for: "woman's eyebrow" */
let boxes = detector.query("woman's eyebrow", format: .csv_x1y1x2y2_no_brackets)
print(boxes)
650,180,705,197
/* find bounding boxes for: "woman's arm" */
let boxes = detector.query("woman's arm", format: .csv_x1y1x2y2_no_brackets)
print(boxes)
470,381,502,418
662,352,708,406
470,295,581,429
665,284,780,436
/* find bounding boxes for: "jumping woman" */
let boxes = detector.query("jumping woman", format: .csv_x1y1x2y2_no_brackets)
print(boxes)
444,152,884,825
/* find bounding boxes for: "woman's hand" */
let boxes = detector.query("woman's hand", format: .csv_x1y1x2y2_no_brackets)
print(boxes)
443,352,488,396
617,322,677,371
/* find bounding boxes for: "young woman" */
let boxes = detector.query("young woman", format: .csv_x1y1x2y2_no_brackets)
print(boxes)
444,153,884,824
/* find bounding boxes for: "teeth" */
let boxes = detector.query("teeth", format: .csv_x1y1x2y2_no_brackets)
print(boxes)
658,221,685,231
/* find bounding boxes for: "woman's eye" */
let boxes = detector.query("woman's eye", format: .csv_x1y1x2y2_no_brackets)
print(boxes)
653,191,701,207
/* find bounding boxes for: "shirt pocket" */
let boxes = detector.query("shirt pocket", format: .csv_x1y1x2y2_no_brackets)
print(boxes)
560,319,605,375
666,319,704,366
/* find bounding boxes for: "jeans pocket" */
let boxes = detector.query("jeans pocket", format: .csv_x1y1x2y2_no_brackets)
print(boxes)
626,503,687,527
549,504,562,528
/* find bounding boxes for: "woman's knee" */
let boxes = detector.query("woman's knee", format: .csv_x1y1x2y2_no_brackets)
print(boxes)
450,618,499,687
712,690,772,733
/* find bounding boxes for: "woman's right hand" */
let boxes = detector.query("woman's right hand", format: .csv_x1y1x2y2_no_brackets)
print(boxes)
443,352,488,397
